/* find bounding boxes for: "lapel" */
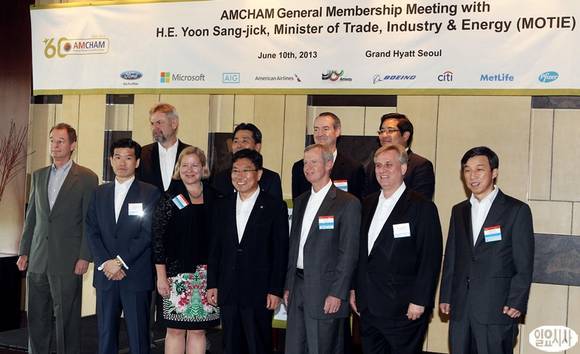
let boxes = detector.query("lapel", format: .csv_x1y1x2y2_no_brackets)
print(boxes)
115,180,141,233
151,144,163,186
38,166,52,214
461,200,475,254
291,191,310,243
238,192,266,247
368,188,410,258
361,194,380,257
50,162,79,216
330,153,344,180
474,190,507,249
305,185,338,248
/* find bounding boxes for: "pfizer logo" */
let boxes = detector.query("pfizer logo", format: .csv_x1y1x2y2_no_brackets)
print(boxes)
529,325,578,352
538,71,559,83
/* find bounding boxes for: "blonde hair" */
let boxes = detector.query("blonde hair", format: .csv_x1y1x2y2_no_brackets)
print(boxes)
149,102,178,121
374,144,408,164
172,146,210,180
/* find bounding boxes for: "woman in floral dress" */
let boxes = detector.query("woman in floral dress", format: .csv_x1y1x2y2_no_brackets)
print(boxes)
153,146,219,354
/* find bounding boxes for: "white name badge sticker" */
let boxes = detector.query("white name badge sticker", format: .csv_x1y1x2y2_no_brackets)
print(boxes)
128,203,144,216
393,223,411,238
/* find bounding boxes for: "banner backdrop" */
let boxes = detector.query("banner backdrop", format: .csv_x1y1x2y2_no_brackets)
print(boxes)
31,0,580,93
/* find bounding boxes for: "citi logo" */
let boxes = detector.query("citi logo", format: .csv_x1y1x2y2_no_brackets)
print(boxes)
538,71,559,83
437,71,453,82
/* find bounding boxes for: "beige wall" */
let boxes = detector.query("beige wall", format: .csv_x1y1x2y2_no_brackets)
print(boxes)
26,94,580,352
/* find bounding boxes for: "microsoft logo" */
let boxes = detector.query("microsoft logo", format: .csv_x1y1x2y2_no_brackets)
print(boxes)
160,72,171,83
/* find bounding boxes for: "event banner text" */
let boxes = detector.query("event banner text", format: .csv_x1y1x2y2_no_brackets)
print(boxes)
31,0,579,92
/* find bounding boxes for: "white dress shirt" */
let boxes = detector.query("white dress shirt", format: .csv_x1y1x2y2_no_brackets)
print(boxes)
236,188,260,243
158,140,178,191
114,176,135,223
470,186,499,245
296,180,333,269
367,182,406,255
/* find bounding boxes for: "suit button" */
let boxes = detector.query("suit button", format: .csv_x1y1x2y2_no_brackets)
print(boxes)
471,256,476,262
114,236,118,239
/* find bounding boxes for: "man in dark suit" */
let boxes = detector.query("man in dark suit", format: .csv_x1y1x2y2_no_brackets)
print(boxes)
350,144,442,354
17,123,98,354
285,143,361,354
439,146,534,354
211,123,283,200
86,138,161,354
207,149,288,354
137,103,190,191
364,113,435,200
292,112,365,199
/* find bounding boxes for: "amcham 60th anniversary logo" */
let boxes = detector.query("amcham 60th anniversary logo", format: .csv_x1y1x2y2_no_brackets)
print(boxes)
43,37,110,58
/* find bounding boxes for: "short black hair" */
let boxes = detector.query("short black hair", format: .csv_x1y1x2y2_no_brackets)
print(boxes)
379,113,414,147
461,146,499,170
109,138,142,159
233,123,262,144
231,148,263,170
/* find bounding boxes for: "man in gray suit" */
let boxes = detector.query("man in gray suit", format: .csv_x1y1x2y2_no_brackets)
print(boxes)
284,143,361,354
17,123,98,354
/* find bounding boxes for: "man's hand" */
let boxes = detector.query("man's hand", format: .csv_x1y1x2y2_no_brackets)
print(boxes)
503,306,521,319
283,290,290,307
16,255,28,271
74,259,90,275
157,277,171,298
324,295,342,314
407,303,425,320
440,303,451,315
110,269,126,281
266,294,282,310
207,288,218,306
103,259,122,280
349,290,359,316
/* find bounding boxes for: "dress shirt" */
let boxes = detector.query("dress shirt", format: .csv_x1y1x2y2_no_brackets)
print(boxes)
470,186,499,245
114,176,135,223
297,180,333,269
158,141,178,191
236,188,260,243
332,149,337,164
367,182,406,255
47,159,73,210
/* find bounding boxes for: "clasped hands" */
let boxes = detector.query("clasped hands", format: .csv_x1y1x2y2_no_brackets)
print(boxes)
103,259,126,280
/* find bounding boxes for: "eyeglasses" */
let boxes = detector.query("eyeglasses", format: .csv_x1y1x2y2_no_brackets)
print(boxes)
377,128,400,135
231,169,258,175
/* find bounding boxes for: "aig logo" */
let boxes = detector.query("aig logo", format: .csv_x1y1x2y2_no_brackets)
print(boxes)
222,73,240,84
437,71,453,82
529,325,578,352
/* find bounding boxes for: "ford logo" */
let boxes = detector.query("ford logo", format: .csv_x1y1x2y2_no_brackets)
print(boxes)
538,71,559,83
120,70,143,80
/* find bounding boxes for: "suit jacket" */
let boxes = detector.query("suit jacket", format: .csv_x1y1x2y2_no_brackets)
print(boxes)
439,190,534,324
211,167,283,201
364,149,435,200
292,153,365,200
86,179,161,292
354,189,442,318
19,162,98,275
285,185,361,319
207,191,289,307
137,140,190,190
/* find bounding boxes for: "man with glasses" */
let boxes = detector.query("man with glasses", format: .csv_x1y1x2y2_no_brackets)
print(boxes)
364,113,435,200
211,123,282,200
207,149,288,354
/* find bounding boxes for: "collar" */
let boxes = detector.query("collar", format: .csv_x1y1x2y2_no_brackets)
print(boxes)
51,159,73,172
157,139,178,153
380,182,406,202
311,179,333,197
237,187,260,204
470,185,499,206
115,176,135,189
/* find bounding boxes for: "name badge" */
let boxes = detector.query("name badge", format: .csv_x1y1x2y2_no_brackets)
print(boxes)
128,203,144,216
319,216,335,230
393,223,411,238
333,180,348,192
484,225,502,242
172,194,189,210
